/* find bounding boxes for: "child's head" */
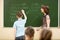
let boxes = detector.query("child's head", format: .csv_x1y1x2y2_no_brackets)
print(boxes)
25,26,35,40
16,11,23,18
40,29,52,40
41,5,49,15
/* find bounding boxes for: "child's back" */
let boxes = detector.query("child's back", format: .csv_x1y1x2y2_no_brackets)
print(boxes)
13,18,26,37
13,9,27,40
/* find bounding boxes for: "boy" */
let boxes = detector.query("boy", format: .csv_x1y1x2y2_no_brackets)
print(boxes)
25,26,35,40
13,9,27,40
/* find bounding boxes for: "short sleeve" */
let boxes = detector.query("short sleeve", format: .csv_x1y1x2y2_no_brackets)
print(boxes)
13,22,16,29
23,19,27,23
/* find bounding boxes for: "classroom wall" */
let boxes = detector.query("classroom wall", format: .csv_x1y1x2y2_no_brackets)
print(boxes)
0,27,60,40
0,0,3,27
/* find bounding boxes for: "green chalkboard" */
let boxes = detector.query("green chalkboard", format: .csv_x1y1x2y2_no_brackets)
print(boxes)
4,0,58,27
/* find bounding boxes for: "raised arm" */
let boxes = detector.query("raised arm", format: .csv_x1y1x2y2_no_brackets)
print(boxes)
21,9,27,20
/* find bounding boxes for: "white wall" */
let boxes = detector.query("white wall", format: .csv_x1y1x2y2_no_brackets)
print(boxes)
0,0,3,27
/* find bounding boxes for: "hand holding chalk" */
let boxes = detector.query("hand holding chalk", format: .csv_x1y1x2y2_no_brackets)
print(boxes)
21,9,25,14
21,9,27,20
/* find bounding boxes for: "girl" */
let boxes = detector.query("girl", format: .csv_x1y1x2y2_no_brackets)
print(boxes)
13,9,27,40
41,5,50,29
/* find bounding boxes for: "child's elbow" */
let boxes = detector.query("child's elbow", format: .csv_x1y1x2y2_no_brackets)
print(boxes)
26,18,27,20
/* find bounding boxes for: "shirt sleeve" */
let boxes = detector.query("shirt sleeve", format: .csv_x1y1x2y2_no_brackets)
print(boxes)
13,22,16,29
23,19,27,23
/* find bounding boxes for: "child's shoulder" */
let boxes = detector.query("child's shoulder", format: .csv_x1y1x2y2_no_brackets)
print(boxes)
46,15,50,17
14,20,18,24
46,15,50,19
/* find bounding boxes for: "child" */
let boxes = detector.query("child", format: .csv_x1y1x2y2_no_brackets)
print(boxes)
37,5,50,31
41,5,50,29
25,26,35,40
13,9,27,40
40,29,52,40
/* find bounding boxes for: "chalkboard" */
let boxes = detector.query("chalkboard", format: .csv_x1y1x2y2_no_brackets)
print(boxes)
4,0,58,27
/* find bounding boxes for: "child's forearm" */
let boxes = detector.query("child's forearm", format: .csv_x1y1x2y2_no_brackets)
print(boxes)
46,15,50,28
21,9,27,20
47,21,50,27
46,19,50,28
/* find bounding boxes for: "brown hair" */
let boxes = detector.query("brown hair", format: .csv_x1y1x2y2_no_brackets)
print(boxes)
16,11,23,17
25,26,35,38
40,29,52,40
41,5,49,15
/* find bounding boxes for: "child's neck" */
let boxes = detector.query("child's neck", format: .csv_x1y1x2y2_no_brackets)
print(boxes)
25,36,33,40
26,38,33,40
18,18,22,20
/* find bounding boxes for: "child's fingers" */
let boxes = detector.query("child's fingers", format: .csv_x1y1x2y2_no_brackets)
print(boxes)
21,9,25,13
21,9,24,12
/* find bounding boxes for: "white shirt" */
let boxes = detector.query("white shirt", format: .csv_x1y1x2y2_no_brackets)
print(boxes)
13,18,26,37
